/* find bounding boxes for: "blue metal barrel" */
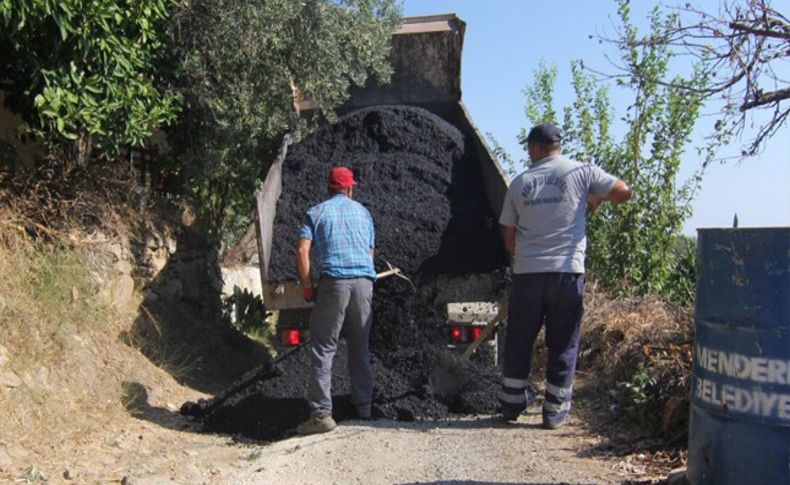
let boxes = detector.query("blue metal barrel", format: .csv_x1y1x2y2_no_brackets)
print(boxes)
688,228,790,484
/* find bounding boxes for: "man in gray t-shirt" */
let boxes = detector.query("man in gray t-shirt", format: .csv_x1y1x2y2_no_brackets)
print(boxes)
498,123,633,429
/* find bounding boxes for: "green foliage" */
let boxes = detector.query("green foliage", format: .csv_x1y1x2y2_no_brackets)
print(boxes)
505,1,708,302
616,340,692,437
225,287,268,335
222,287,276,355
166,0,401,244
0,0,180,163
520,59,559,138
618,362,659,426
486,132,518,178
2,0,400,243
665,235,697,307
588,2,706,299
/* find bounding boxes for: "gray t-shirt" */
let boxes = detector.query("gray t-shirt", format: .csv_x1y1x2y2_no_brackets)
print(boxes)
499,154,618,274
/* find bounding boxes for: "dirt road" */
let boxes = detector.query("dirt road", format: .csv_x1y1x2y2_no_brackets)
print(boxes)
34,407,631,484
237,415,620,485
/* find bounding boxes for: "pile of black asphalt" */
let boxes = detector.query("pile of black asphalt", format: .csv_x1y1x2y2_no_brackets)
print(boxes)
267,104,505,282
181,105,510,441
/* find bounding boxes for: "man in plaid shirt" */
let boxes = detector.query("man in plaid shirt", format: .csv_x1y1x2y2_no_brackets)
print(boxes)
295,166,376,435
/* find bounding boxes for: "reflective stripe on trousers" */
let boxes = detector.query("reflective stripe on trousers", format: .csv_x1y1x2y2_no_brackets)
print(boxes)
498,375,529,413
543,382,573,415
500,273,585,418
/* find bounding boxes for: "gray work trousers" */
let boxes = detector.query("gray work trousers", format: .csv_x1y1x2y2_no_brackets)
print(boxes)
307,277,374,417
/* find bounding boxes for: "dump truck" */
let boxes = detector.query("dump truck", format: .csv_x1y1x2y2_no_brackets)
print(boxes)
253,14,510,359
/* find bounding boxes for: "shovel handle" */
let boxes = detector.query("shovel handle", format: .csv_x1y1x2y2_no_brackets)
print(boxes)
460,302,509,361
376,269,400,279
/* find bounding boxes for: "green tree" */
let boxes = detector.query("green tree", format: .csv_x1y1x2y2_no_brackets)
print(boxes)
0,0,180,165
166,0,401,243
503,1,708,299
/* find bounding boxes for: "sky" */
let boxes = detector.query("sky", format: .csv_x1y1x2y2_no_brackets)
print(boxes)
400,0,790,236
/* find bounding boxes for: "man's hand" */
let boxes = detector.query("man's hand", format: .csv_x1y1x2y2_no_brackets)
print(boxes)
587,194,603,214
606,179,635,204
500,225,517,256
303,286,316,303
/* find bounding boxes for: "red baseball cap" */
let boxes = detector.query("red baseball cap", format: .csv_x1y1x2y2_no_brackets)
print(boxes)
327,166,357,190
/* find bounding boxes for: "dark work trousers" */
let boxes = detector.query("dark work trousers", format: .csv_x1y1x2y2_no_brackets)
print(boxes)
307,277,374,417
499,272,585,422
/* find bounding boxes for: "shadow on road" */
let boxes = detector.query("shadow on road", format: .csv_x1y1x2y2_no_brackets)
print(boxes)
119,223,269,396
121,381,198,433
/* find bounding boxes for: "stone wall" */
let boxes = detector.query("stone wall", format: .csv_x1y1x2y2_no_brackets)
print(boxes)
92,217,224,311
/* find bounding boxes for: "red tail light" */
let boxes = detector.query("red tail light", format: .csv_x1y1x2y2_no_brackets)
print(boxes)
288,329,301,346
447,325,493,344
281,329,305,346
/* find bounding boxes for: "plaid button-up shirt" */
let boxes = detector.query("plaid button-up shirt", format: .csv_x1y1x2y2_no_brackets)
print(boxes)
299,194,376,279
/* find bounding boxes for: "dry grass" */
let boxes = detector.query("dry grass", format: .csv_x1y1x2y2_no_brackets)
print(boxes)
0,178,201,479
0,238,124,450
0,163,190,254
579,281,693,441
1,162,140,234
581,281,693,386
0,233,205,481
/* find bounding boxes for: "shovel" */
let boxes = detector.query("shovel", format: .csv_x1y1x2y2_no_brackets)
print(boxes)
427,298,508,397
376,258,416,291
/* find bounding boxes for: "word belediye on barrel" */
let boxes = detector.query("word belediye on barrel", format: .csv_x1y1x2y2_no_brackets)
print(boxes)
688,228,790,485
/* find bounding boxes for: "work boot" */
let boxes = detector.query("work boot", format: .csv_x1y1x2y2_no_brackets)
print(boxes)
297,414,337,435
355,404,372,420
542,414,567,430
500,408,522,423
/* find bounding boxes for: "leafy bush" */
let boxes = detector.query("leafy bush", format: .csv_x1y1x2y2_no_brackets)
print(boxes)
665,235,697,307
224,287,267,334
2,0,401,245
618,362,659,426
0,0,180,164
222,287,276,355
